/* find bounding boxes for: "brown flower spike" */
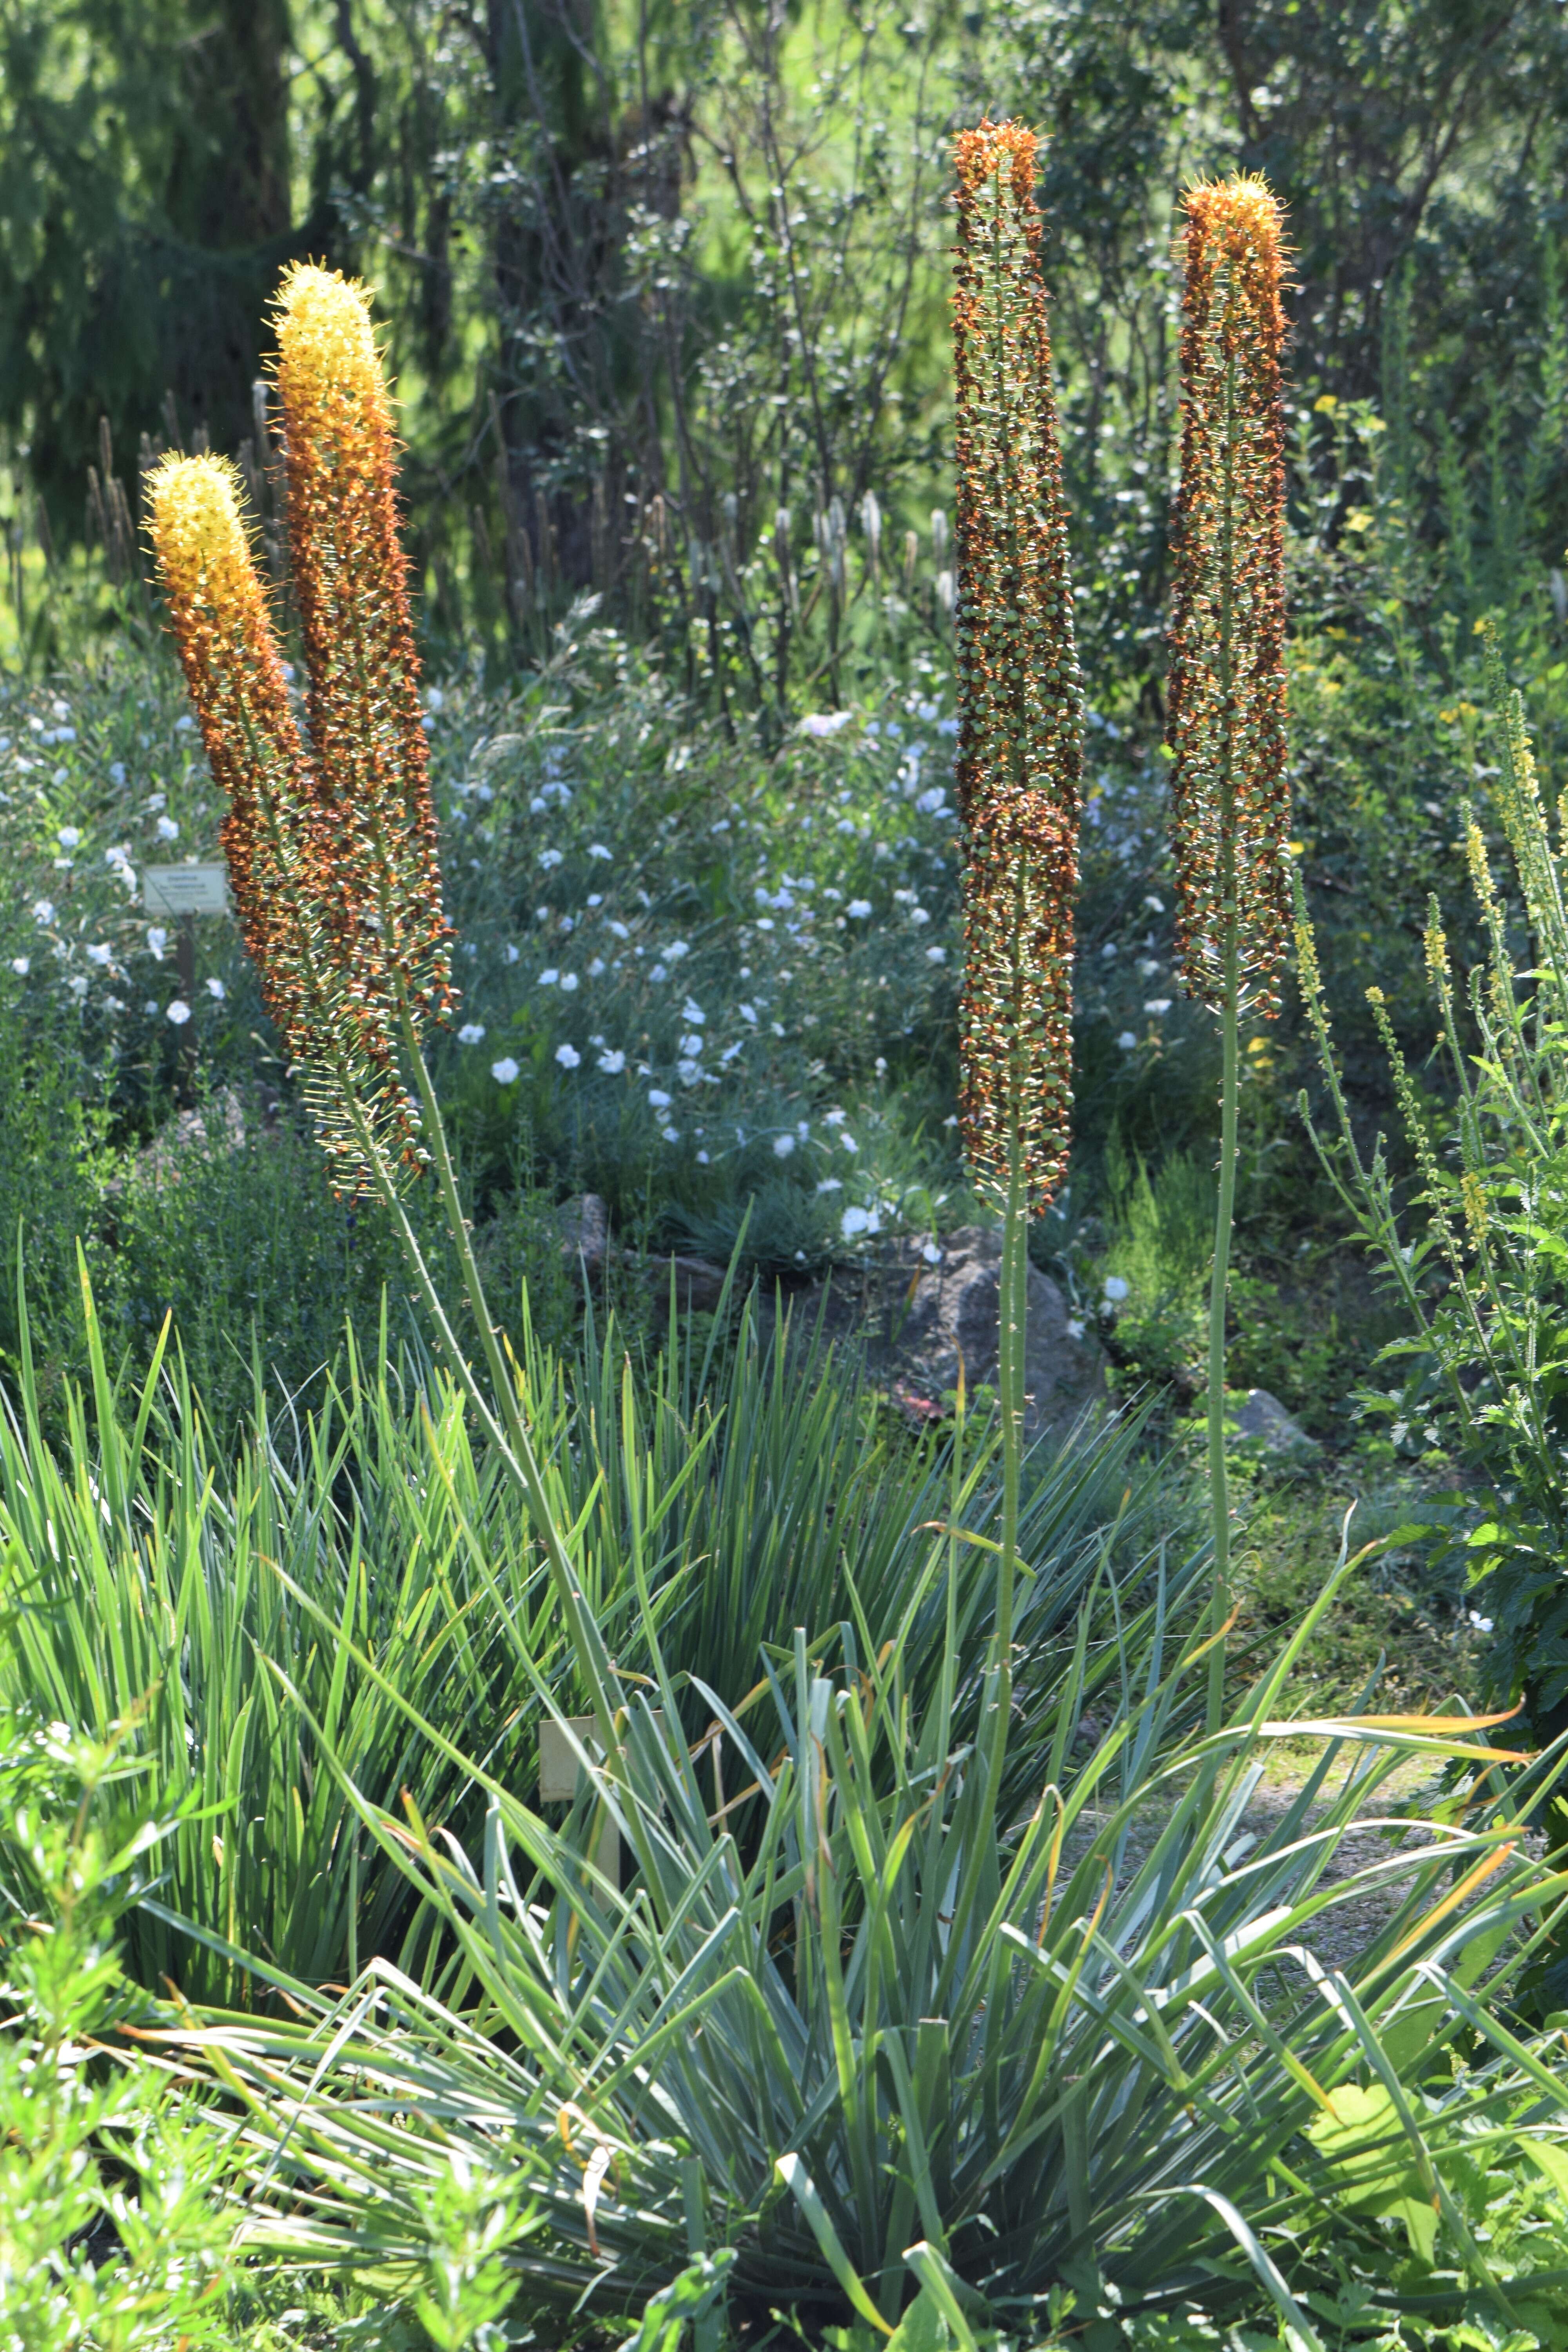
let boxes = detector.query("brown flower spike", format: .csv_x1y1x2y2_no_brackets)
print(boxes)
1167,177,1289,1016
146,267,453,1191
951,122,1082,1208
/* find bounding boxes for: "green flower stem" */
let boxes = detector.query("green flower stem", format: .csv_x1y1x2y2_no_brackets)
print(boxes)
339,1000,621,1762
991,1111,1027,1768
1207,913,1240,1737
1207,350,1241,1740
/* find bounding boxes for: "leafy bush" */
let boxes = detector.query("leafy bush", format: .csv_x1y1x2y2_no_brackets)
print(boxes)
1299,635,1568,1767
169,1534,1568,2342
0,1714,240,2348
0,1264,1189,2002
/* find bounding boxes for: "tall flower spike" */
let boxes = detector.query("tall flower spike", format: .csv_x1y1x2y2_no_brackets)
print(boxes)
1168,177,1289,1016
272,264,454,1043
147,456,423,1191
951,121,1083,1209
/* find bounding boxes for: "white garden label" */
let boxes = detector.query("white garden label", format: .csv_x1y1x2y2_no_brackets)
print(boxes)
143,863,229,916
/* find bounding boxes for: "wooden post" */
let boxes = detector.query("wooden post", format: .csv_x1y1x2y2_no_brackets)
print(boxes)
539,1713,665,1890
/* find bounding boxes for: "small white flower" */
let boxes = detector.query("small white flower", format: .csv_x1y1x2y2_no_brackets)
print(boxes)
839,1133,858,1154
666,940,690,961
1144,893,1164,911
156,815,180,841
799,711,853,738
174,714,194,733
457,1022,486,1044
10,956,28,976
909,907,930,926
166,999,192,1026
847,899,872,918
648,1087,672,1108
1144,998,1172,1016
696,1149,710,1164
68,975,89,1000
682,998,706,1024
587,892,603,907
921,1242,942,1265
559,972,579,993
143,999,158,1015
588,842,612,860
147,791,166,811
32,899,54,925
530,794,547,814
1138,958,1160,978
555,1042,581,1069
817,1178,843,1194
840,1205,881,1239
57,826,80,849
426,686,445,713
679,1033,705,1057
771,1021,786,1037
773,1133,795,1157
505,943,520,964
206,976,225,999
739,1002,757,1025
1102,1276,1130,1303
539,847,565,871
109,761,126,786
597,1049,626,1074
677,1058,702,1084
588,957,606,977
662,1125,680,1142
1467,1610,1494,1633
86,943,113,967
720,1040,745,1063
491,1056,521,1085
1066,1317,1085,1339
147,927,168,960
538,969,559,987
607,918,630,940
1117,1031,1138,1050
926,946,947,964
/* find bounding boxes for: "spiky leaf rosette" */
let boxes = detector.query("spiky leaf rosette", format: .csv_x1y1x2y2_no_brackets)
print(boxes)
272,263,454,1040
1168,176,1289,1017
146,455,422,1190
951,122,1083,1207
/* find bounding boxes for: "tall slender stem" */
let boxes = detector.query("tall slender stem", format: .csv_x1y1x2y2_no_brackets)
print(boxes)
990,1111,1027,1774
1207,915,1240,1735
395,1002,621,1759
1206,351,1241,1738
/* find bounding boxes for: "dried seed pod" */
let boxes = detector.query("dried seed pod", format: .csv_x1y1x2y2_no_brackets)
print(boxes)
951,120,1082,1206
272,264,454,1040
1168,176,1289,1016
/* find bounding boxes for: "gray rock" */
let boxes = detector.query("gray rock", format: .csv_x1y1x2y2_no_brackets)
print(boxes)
768,1225,1105,1443
1233,1387,1318,1459
557,1192,610,1275
648,1254,729,1314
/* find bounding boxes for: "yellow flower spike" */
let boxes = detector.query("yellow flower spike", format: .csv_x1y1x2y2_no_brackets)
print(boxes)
147,449,426,1192
272,262,454,1051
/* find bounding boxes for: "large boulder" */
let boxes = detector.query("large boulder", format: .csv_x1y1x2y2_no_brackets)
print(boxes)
769,1225,1105,1442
